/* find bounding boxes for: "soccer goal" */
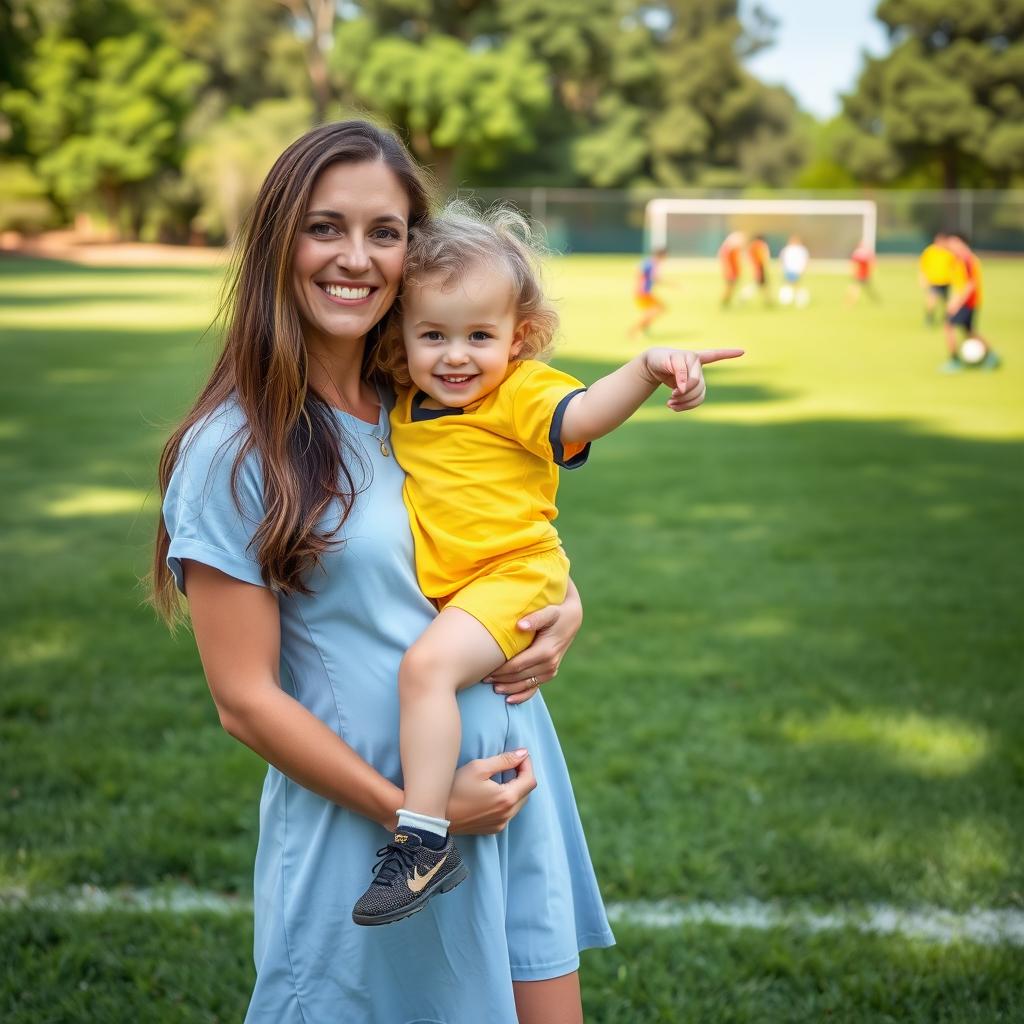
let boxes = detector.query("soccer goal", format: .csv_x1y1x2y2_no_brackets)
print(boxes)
645,198,877,262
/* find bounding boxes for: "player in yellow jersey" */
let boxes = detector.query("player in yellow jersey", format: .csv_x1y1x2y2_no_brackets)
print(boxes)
919,231,956,326
354,202,743,925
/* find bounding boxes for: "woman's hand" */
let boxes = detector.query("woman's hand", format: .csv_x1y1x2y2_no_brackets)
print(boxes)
486,577,584,705
447,749,537,834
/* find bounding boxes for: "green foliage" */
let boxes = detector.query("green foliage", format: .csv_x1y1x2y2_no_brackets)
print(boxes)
0,159,60,232
344,31,552,187
837,0,1024,187
183,98,314,242
793,115,863,189
2,29,206,234
572,0,806,188
134,0,298,108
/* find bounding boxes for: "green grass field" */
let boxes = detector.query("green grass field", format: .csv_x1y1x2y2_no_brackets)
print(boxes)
1,252,1022,1022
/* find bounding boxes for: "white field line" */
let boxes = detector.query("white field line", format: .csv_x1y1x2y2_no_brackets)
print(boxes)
605,899,1024,947
2,887,1024,947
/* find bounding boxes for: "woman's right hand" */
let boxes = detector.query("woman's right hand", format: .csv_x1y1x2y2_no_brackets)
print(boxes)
446,749,536,835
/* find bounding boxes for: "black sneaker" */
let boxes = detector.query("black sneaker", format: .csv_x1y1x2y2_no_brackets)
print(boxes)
352,830,468,926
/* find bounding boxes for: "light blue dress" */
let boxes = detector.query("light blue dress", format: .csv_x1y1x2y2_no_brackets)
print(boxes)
163,398,614,1024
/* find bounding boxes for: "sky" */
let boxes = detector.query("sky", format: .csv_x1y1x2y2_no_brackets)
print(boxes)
742,0,891,119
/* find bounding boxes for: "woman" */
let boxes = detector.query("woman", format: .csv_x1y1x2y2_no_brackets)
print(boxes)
152,121,711,1023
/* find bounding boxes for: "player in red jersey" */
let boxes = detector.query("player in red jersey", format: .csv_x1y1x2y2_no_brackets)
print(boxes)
718,231,746,307
941,232,997,370
746,235,771,305
846,240,879,305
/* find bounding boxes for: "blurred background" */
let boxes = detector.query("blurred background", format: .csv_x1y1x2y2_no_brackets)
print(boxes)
1,1,1022,1021
3,0,1024,251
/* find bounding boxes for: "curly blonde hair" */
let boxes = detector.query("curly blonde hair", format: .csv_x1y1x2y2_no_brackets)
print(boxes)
373,200,559,387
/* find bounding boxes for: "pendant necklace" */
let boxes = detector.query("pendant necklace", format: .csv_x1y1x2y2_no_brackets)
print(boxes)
372,427,390,458
321,377,391,457
370,390,391,457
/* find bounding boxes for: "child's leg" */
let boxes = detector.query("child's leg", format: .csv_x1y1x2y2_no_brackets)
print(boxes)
944,316,959,356
399,606,506,821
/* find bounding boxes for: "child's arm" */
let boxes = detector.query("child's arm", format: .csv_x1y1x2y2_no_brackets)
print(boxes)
560,347,743,445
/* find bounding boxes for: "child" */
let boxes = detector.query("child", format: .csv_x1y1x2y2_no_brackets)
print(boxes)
353,203,742,926
941,232,998,370
628,246,668,339
919,231,956,326
746,235,771,305
846,239,879,305
718,230,746,307
778,235,809,307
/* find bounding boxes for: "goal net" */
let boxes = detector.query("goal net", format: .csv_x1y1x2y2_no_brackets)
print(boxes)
645,198,877,262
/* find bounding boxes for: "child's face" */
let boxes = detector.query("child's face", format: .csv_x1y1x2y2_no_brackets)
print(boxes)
401,262,525,408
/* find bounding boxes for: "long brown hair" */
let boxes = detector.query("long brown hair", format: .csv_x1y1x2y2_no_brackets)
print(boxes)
151,120,433,624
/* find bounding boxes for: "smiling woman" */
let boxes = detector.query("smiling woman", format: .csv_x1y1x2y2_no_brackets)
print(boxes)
292,161,410,375
149,121,614,1024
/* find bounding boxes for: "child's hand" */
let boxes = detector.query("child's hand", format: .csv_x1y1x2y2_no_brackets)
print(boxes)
642,347,744,411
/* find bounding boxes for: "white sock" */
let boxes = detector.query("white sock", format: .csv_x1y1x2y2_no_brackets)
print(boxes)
396,808,449,837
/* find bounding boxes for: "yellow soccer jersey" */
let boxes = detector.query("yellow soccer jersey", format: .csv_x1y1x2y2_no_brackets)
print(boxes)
390,360,589,600
920,244,956,286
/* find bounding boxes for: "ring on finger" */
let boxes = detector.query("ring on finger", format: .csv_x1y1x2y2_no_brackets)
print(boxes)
529,675,538,686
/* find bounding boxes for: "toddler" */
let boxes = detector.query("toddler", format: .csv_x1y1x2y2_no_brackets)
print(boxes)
352,203,741,926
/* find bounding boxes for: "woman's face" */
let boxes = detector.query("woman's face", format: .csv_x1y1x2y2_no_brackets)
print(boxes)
292,160,410,347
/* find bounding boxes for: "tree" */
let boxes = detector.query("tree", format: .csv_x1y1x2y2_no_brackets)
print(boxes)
572,0,804,188
335,29,552,188
2,30,206,235
836,0,1024,188
183,97,313,242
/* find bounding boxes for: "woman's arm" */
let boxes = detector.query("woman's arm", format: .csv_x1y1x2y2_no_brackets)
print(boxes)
184,560,404,828
184,559,534,832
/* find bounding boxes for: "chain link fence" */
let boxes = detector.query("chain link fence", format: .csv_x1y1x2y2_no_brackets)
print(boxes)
463,188,1024,256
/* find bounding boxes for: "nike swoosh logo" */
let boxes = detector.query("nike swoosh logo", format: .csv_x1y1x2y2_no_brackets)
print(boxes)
407,854,448,894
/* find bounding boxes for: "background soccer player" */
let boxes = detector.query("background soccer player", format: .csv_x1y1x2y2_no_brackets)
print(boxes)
629,246,668,339
778,234,809,307
941,232,994,369
919,231,956,326
846,239,879,305
747,234,771,305
718,231,746,307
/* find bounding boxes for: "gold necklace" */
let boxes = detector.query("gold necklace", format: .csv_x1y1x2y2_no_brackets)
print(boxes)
369,387,391,457
371,424,390,458
320,378,390,456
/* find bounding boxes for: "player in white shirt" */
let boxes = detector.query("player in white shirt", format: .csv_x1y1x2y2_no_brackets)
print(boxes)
778,235,810,307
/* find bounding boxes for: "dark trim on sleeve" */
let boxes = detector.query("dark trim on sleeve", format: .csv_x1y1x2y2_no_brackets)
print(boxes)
550,388,590,469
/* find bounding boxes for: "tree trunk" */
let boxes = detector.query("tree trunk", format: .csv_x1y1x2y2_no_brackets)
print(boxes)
277,0,335,121
942,149,958,191
101,181,122,241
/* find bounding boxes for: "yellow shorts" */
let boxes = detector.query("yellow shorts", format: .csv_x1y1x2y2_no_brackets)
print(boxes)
439,548,570,660
634,292,660,311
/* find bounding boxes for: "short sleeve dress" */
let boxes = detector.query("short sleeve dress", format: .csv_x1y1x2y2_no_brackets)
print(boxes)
162,397,614,1024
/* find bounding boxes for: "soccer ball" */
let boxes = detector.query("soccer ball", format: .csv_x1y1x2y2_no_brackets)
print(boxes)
960,337,988,365
778,285,793,306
